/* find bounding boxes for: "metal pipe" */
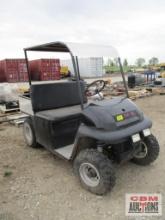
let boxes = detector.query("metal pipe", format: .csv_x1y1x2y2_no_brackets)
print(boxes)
118,57,129,98
71,55,84,109
75,56,81,80
24,50,31,86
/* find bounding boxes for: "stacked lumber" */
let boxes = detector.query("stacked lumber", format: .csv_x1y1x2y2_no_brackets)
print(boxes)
128,89,152,100
147,87,165,95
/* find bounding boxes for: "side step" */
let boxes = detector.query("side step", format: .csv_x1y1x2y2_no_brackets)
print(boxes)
54,145,74,160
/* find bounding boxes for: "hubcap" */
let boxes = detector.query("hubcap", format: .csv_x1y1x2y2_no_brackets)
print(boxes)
134,141,148,159
24,123,33,145
79,163,100,187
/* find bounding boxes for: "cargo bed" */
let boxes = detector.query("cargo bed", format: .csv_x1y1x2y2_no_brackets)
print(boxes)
19,94,34,115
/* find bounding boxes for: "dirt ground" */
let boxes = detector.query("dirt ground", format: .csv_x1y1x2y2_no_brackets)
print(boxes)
0,95,164,220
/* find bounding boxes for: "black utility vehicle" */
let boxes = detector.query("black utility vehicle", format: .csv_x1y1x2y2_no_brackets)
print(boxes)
20,42,159,195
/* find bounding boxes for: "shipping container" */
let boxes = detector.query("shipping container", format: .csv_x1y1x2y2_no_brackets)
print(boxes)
0,61,7,82
29,59,61,81
61,57,103,78
0,59,28,83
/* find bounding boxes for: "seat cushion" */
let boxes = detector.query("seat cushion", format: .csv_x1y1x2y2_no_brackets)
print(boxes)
36,105,82,121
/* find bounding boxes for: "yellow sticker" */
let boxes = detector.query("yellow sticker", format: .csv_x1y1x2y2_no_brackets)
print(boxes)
116,114,124,122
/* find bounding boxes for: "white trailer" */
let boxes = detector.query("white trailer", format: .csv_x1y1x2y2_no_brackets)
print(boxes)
61,57,103,78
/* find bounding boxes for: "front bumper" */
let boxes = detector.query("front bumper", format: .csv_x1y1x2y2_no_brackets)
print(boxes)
78,116,152,144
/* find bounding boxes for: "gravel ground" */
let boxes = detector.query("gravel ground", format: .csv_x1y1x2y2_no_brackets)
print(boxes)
0,95,164,220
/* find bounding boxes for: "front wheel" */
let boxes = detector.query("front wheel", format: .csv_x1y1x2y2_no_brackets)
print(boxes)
132,134,159,166
73,149,116,195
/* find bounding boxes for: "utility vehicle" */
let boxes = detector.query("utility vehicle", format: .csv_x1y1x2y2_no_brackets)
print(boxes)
20,42,159,195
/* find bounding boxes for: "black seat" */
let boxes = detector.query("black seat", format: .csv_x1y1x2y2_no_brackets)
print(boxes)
36,105,82,121
31,81,87,113
31,82,87,148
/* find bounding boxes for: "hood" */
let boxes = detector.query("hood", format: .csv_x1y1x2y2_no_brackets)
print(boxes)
82,98,144,131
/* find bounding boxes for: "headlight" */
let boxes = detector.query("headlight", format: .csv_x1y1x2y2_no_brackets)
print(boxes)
132,133,140,143
143,128,151,137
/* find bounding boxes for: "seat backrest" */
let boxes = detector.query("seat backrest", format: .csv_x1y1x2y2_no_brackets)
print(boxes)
30,81,87,112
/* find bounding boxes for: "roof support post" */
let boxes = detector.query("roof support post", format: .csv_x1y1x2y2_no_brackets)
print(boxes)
24,50,32,86
118,57,129,98
71,55,84,110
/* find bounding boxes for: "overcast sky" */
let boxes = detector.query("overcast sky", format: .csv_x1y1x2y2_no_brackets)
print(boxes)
0,0,165,64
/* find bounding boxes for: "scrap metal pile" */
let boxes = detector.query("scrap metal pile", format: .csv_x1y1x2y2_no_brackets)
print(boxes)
101,79,165,100
0,83,29,122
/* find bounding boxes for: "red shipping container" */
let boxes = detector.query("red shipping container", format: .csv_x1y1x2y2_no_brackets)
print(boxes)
29,59,61,81
0,59,28,82
0,61,7,82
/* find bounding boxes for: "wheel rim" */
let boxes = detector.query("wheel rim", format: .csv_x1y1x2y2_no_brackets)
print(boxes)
134,141,148,159
79,163,100,187
24,123,33,145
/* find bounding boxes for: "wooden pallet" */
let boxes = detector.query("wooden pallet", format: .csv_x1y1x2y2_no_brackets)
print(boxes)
0,113,28,126
8,114,28,126
149,87,165,95
0,104,19,113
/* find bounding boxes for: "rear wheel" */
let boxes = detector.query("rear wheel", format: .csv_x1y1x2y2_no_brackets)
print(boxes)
23,118,38,148
132,134,159,166
73,149,116,195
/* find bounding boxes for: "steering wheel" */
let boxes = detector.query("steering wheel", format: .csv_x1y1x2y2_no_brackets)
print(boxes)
86,80,106,97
